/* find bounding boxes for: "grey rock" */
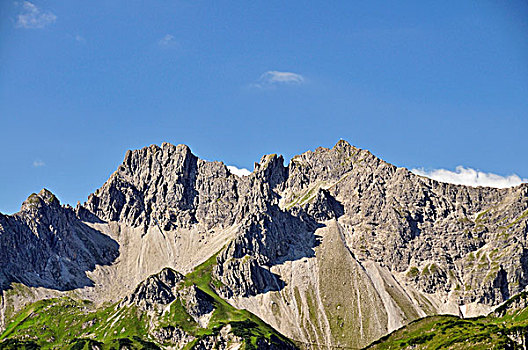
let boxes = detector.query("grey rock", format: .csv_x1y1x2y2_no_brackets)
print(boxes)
215,140,528,305
151,325,194,347
214,254,284,298
192,324,296,350
178,285,215,324
84,143,241,233
122,267,183,310
0,189,119,292
191,324,242,350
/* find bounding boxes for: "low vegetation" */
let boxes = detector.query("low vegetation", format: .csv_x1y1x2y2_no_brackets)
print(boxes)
0,253,295,349
366,292,528,349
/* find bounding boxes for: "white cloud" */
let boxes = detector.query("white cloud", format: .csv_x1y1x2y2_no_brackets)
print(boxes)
33,160,45,167
253,71,305,88
158,34,175,46
75,34,85,43
16,1,56,29
227,165,251,177
411,166,527,188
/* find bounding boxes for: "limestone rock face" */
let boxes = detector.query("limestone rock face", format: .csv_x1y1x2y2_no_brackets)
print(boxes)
210,141,528,347
84,143,241,233
214,254,283,298
0,188,119,292
122,267,184,310
1,140,528,349
178,285,215,326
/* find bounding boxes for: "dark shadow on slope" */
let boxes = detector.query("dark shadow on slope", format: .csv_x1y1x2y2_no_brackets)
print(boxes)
0,208,119,294
406,213,423,239
519,248,528,294
493,267,510,303
76,206,106,224
216,187,345,297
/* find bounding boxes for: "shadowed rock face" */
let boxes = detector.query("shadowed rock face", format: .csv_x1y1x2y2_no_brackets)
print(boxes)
1,140,528,349
0,189,119,292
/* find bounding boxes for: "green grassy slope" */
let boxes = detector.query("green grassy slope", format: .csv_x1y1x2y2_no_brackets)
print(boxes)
0,253,296,350
366,292,528,350
0,297,157,349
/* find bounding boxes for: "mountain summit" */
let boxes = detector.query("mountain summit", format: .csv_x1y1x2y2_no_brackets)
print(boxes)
0,141,527,349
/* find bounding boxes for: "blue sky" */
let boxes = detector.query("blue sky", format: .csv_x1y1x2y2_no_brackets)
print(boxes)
1,1,527,213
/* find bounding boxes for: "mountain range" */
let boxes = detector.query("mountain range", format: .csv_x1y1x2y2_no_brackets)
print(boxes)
1,140,527,349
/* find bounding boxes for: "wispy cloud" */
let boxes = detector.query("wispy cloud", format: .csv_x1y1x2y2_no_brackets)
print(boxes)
253,71,305,88
33,160,45,167
412,166,527,188
158,34,176,46
16,1,56,29
75,34,85,43
227,165,251,177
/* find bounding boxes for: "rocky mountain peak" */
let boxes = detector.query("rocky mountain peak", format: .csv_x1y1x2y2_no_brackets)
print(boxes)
333,138,353,150
20,188,60,212
253,153,287,190
83,142,207,230
118,142,197,184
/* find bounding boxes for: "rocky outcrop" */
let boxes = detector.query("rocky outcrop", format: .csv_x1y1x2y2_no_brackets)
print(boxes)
193,323,297,350
192,325,243,350
209,140,528,347
151,326,194,348
234,140,527,306
0,189,119,292
122,267,215,325
493,291,528,318
179,285,215,327
122,267,184,310
214,254,284,298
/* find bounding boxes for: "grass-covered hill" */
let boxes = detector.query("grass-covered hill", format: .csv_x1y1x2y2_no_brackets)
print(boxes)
0,254,296,350
365,292,528,349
